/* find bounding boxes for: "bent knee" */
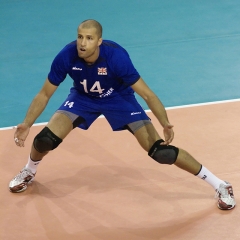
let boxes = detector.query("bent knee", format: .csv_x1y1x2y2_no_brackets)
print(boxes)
148,139,179,164
33,127,62,153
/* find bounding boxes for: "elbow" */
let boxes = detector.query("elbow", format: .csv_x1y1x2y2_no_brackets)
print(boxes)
142,92,158,103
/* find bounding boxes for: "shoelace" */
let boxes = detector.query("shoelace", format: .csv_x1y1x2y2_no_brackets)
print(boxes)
215,184,232,199
14,168,33,181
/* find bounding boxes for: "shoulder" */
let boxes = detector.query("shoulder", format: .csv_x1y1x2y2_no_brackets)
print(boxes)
58,40,78,57
52,40,78,67
101,40,129,55
100,40,131,65
101,40,123,49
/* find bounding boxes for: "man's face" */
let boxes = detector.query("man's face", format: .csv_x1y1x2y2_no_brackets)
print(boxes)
77,26,102,63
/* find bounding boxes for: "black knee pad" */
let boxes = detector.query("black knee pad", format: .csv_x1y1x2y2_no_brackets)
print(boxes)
33,127,62,153
148,139,179,165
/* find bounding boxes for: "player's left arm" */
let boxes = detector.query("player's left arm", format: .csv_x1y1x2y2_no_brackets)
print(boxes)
131,77,174,144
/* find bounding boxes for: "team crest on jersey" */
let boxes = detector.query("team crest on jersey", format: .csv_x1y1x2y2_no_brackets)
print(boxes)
98,67,107,75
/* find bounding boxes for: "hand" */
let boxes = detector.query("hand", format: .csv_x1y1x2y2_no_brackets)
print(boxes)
13,123,30,147
161,124,174,145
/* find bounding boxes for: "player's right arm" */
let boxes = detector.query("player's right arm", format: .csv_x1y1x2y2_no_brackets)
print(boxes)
23,78,57,127
14,78,58,147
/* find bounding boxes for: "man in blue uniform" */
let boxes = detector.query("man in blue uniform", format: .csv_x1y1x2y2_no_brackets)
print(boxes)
9,19,235,210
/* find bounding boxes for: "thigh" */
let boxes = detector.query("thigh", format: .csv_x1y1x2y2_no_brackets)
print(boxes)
133,122,161,152
46,112,73,139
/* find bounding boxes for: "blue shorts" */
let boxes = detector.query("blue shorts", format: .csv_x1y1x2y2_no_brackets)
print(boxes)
57,87,150,131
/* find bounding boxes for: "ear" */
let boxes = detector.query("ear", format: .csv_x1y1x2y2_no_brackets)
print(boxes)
98,38,103,46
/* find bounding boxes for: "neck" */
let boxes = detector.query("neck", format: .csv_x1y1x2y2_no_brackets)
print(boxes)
84,47,100,65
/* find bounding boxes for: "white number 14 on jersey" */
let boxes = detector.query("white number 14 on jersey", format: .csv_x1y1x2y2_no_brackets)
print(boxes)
80,79,105,94
64,101,74,108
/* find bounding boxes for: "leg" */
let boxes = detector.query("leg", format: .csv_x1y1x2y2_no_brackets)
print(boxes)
9,89,96,193
30,112,74,161
174,149,201,174
9,112,74,193
132,122,201,174
131,122,236,210
132,121,160,151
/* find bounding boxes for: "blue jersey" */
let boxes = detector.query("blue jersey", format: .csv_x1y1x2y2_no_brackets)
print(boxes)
48,40,140,98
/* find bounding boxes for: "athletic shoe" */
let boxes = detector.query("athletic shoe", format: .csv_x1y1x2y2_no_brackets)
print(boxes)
215,182,236,210
9,167,36,193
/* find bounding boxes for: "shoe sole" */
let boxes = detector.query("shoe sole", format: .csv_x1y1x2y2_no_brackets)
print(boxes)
217,203,236,210
9,178,34,193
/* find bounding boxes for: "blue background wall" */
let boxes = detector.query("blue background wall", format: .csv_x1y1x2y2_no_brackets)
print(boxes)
1,0,240,127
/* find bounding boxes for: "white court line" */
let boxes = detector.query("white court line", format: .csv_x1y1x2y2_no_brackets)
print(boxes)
1,98,239,131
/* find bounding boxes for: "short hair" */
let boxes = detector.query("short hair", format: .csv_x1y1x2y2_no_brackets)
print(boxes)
78,19,102,38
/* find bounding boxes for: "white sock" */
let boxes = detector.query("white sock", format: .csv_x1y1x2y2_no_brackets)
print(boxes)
25,156,41,174
195,165,226,190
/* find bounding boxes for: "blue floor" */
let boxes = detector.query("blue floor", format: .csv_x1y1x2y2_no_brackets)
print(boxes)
1,0,240,127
